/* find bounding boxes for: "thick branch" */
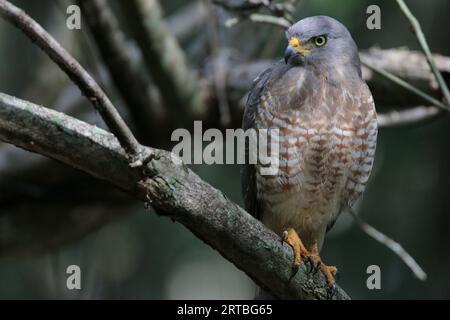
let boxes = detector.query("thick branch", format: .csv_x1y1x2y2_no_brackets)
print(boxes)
0,0,141,156
0,92,349,300
0,93,141,188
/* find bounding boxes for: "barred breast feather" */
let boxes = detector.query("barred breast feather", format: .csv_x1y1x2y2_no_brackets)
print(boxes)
241,61,377,250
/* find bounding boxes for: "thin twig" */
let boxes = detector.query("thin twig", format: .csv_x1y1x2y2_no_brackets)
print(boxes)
348,208,427,281
361,60,448,110
0,0,141,157
396,0,450,106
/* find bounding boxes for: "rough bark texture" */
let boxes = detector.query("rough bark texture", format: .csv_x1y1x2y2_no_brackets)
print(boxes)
0,92,349,300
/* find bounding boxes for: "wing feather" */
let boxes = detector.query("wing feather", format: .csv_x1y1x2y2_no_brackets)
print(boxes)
241,66,275,220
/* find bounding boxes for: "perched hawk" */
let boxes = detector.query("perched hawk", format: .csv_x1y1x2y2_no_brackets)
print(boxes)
242,16,378,289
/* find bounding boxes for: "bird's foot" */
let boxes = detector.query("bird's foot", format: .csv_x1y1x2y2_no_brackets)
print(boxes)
306,253,338,287
281,229,338,293
282,228,309,268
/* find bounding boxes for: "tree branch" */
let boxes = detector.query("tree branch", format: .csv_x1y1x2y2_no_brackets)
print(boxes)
0,0,141,157
120,0,204,120
376,105,442,128
0,92,349,300
225,13,291,29
396,0,450,106
214,0,297,26
359,48,450,111
77,0,165,144
349,208,427,281
361,59,447,110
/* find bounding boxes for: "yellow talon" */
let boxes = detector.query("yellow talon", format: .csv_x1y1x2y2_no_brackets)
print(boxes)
282,228,309,268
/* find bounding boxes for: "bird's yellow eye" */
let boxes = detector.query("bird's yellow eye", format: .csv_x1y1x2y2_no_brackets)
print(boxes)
313,36,327,47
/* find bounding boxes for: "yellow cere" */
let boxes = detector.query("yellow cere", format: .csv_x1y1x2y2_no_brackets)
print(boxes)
289,37,301,49
289,37,311,54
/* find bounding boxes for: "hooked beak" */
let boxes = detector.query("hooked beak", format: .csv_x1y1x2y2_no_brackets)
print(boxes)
284,45,297,64
285,37,311,64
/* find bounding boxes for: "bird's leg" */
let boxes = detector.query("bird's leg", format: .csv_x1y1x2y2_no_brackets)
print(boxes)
282,228,309,268
307,242,338,287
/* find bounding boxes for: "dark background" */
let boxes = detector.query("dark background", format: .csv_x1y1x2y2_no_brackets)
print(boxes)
0,0,449,299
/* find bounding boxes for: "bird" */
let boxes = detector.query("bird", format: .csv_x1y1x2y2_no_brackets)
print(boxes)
241,16,378,291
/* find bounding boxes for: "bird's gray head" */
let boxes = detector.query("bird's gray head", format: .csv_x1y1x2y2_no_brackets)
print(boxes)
284,16,361,73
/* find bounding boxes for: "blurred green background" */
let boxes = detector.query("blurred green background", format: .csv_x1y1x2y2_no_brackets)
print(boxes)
1,0,450,299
